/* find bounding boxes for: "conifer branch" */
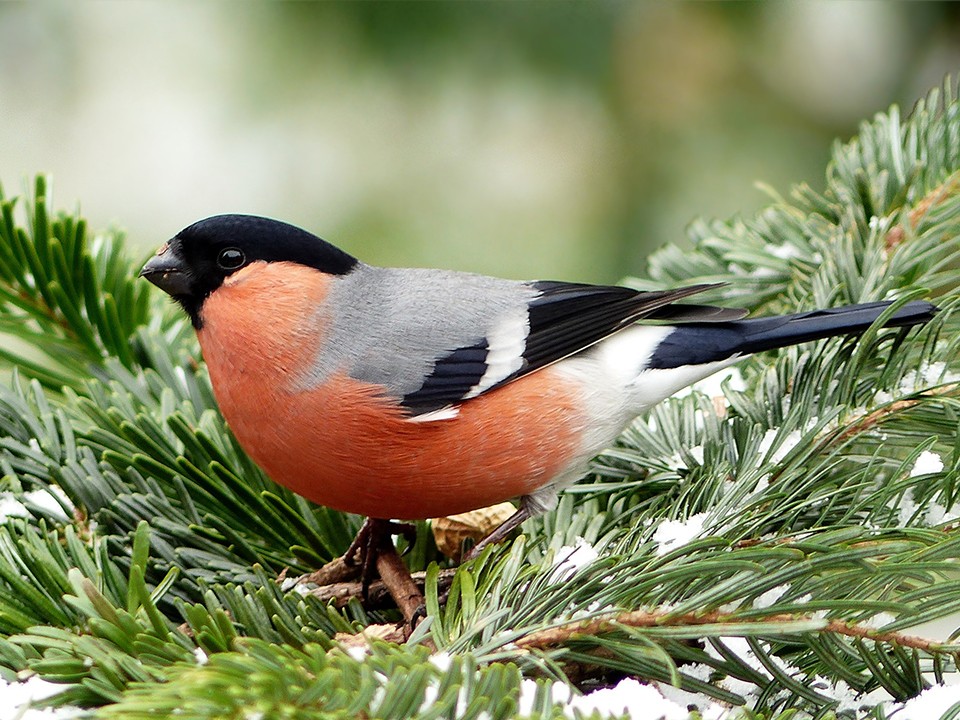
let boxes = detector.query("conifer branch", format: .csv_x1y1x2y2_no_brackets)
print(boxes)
2,77,960,718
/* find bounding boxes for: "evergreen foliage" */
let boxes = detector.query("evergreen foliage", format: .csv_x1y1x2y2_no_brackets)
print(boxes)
1,79,960,718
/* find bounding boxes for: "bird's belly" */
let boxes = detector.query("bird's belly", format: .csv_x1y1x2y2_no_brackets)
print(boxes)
209,366,587,519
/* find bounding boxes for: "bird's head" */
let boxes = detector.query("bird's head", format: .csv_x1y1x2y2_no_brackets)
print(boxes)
140,214,358,327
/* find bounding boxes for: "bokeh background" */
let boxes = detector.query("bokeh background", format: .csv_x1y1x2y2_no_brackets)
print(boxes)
1,1,958,283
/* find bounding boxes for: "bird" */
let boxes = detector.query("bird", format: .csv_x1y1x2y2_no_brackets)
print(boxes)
140,214,937,578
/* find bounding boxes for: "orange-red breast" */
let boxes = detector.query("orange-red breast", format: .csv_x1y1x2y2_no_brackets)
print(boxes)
141,214,937,545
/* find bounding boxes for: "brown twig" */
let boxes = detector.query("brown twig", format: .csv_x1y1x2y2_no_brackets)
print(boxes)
304,568,458,609
885,172,960,250
823,618,940,651
835,398,923,443
376,544,428,628
835,382,958,443
517,609,733,650
514,608,952,654
334,624,408,648
294,555,362,587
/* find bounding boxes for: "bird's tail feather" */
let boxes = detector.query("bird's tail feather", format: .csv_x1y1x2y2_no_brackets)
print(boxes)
646,300,937,369
732,300,937,355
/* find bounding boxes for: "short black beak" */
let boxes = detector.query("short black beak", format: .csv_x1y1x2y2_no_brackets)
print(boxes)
140,243,192,296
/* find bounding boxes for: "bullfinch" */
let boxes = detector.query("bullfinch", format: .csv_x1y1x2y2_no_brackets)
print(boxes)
140,214,936,561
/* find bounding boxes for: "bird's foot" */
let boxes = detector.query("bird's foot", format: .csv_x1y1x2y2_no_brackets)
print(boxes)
358,520,414,597
294,518,425,632
344,519,417,569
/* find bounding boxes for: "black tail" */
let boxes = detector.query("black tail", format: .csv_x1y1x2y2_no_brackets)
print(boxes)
647,300,937,369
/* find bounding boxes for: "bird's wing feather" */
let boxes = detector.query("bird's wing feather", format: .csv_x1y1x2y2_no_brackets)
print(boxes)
401,281,731,416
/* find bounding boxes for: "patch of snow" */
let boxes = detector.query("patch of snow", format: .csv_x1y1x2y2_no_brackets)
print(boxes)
653,513,709,556
765,242,802,260
24,487,72,521
566,678,690,719
655,666,733,719
910,451,944,477
0,494,29,520
752,474,771,494
551,682,572,705
918,361,960,387
891,683,960,719
818,679,894,714
0,486,73,523
896,453,958,527
754,585,789,610
549,538,598,583
0,675,82,719
346,646,368,662
689,445,705,465
874,389,895,404
279,576,299,593
665,453,686,471
706,637,803,698
420,682,439,714
516,678,540,717
862,612,896,630
428,652,452,672
925,500,960,526
519,677,697,719
757,428,802,466
898,489,919,526
878,361,960,405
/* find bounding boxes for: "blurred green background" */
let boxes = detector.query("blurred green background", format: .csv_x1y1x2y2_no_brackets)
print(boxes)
1,1,957,283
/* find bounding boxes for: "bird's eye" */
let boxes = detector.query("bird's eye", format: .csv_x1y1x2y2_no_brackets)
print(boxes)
217,247,246,270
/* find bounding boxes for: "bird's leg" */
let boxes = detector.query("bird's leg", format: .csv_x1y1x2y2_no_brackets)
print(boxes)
461,501,533,562
294,518,415,588
343,517,376,566
353,518,387,594
338,518,414,592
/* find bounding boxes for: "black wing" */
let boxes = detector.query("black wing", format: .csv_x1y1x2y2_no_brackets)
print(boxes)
401,282,742,415
519,281,743,369
400,339,490,415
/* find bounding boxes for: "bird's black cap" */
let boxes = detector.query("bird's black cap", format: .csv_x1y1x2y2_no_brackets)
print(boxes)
141,214,359,327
